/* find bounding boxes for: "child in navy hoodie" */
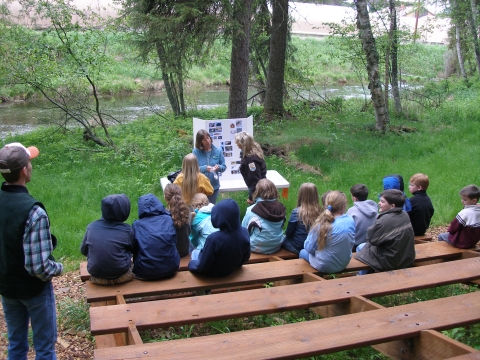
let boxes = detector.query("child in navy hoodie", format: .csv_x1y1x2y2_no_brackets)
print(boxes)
188,199,251,277
81,194,135,285
132,194,180,280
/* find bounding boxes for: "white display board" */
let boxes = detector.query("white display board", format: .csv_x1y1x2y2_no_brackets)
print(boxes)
193,116,254,181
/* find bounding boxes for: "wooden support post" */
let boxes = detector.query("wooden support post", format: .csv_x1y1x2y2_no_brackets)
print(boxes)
127,323,143,346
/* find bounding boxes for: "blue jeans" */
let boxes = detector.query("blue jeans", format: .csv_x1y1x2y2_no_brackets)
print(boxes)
207,188,220,204
299,249,309,261
2,280,57,360
438,232,452,244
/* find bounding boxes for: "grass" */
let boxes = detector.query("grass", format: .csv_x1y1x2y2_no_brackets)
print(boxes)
5,78,480,271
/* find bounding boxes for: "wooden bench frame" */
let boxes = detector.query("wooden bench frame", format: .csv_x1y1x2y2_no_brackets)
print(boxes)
81,236,434,282
85,241,480,359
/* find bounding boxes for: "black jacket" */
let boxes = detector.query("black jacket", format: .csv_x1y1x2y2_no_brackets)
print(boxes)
408,191,434,236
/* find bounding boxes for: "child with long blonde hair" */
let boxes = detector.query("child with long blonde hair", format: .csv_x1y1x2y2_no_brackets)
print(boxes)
164,183,191,257
235,132,267,204
300,190,355,273
174,153,213,205
241,179,286,254
282,183,322,254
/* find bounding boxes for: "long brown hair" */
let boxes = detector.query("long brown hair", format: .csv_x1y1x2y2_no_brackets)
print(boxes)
181,153,200,205
253,179,278,201
164,183,190,228
296,183,321,231
313,190,347,250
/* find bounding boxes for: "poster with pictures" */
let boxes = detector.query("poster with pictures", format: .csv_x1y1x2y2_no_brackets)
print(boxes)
193,116,253,181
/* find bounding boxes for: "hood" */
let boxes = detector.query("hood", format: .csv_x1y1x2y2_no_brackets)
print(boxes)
383,176,401,191
198,203,214,214
211,199,241,232
101,194,131,222
353,200,378,218
137,193,168,219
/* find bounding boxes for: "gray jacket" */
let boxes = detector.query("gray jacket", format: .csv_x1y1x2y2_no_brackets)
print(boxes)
355,207,415,272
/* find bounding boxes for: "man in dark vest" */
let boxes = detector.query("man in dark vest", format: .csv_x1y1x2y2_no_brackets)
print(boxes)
0,142,63,359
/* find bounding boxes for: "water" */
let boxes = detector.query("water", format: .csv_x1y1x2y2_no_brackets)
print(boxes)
0,85,370,139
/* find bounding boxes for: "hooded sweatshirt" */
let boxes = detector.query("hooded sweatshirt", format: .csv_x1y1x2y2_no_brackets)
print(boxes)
81,194,135,279
242,198,286,254
190,203,219,251
383,176,412,212
188,199,251,277
132,194,179,280
446,205,480,249
347,200,378,247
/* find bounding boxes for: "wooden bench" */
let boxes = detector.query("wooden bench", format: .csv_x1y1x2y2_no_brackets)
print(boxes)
414,234,433,243
87,243,478,358
93,290,480,359
85,241,472,303
80,248,297,282
90,255,480,335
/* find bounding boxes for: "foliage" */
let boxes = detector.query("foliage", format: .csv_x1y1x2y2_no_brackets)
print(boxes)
0,0,119,146
57,298,92,339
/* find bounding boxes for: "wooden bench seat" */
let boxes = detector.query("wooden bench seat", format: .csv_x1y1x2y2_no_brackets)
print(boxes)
85,242,471,304
414,234,433,243
93,291,480,359
89,256,480,335
80,248,297,282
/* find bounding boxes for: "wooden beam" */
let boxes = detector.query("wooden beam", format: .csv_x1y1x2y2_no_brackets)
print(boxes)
94,292,480,359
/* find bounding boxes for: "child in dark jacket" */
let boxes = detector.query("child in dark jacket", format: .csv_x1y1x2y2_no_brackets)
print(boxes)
407,173,434,236
132,194,180,280
188,199,251,277
355,189,415,273
235,131,267,205
81,194,135,285
282,183,321,254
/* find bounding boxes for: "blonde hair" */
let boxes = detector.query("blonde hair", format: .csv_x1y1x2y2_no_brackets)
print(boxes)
253,179,278,201
235,132,264,159
313,191,347,250
164,183,190,228
191,193,209,209
409,173,430,190
180,153,200,205
296,183,321,231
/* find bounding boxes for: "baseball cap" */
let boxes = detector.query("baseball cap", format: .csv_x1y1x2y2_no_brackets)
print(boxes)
0,142,39,173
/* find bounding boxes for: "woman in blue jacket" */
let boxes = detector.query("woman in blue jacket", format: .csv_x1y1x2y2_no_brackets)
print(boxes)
132,194,180,280
193,129,226,204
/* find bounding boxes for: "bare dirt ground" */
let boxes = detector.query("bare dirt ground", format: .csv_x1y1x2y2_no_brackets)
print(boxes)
0,226,449,359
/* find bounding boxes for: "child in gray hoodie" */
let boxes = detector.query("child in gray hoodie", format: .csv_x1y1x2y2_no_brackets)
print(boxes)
346,184,378,252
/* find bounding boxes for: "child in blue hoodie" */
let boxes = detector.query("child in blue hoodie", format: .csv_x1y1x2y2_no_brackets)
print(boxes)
190,193,219,255
346,184,378,252
188,199,251,277
132,194,180,280
81,194,135,285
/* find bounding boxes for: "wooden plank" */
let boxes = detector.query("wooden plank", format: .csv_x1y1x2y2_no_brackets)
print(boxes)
94,292,480,359
86,259,316,303
81,249,297,281
90,257,480,335
446,352,480,359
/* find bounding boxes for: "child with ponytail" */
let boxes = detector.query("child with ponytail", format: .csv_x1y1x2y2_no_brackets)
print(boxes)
164,183,191,257
300,190,355,273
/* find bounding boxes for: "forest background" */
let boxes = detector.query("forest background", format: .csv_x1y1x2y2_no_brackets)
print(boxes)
0,0,480,355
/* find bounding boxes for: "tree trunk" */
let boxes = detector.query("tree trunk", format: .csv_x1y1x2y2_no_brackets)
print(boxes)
156,42,180,115
264,0,289,116
355,0,388,131
389,0,402,113
456,25,468,81
468,0,480,78
228,0,253,119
